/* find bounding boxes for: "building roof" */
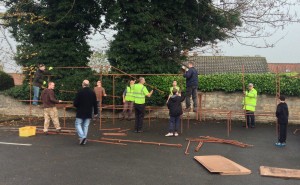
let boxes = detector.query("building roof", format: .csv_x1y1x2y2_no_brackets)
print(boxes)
268,63,300,73
187,56,268,75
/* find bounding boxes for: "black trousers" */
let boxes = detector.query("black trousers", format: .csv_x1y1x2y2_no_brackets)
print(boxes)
278,123,288,143
134,104,145,131
185,86,198,109
246,110,255,127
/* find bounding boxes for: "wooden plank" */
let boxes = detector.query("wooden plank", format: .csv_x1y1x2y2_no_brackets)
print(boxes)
102,133,127,136
194,155,240,173
220,160,251,175
194,155,251,175
260,166,300,179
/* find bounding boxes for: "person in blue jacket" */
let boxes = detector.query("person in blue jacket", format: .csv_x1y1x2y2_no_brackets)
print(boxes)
183,61,199,112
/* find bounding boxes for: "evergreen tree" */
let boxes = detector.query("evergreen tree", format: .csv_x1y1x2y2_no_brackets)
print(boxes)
3,0,103,76
101,0,241,74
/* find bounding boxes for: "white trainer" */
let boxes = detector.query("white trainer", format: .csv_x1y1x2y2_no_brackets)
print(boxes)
174,132,179,137
165,133,173,137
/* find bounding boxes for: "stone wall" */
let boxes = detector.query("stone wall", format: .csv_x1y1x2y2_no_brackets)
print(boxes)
199,92,300,124
0,94,75,118
0,92,299,124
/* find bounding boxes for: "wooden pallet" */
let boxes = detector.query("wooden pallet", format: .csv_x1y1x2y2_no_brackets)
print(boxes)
260,166,300,179
194,155,251,175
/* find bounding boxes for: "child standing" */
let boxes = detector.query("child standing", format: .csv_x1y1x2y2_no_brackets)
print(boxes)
275,95,289,147
166,89,185,137
166,80,180,104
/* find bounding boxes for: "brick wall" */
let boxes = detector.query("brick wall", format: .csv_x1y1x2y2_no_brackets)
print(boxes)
8,73,25,86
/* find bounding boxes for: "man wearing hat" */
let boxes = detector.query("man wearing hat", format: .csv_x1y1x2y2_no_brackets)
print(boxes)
242,83,258,128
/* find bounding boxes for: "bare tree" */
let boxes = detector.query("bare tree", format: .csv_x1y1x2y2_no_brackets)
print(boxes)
213,0,300,48
189,0,300,56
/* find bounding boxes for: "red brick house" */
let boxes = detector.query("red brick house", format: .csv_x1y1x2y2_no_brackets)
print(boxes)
8,73,25,86
268,63,300,73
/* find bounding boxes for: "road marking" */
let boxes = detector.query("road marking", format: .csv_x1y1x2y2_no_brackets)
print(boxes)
0,142,32,146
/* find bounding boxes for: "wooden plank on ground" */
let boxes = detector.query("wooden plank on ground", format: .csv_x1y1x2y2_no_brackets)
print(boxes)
260,166,300,179
194,155,251,175
102,133,127,136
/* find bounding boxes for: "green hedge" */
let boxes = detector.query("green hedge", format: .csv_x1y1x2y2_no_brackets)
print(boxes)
198,73,300,96
144,73,300,105
0,71,14,91
4,73,300,105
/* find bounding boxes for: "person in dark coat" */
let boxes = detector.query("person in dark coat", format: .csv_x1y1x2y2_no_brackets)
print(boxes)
32,64,46,105
165,89,185,137
183,61,199,112
73,80,98,145
275,95,289,147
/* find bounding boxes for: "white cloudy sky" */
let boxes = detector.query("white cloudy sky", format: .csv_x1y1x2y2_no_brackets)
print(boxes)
90,21,300,64
219,23,300,63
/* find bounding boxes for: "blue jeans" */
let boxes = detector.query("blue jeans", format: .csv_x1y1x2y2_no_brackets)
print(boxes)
75,118,91,139
33,86,40,105
169,116,180,132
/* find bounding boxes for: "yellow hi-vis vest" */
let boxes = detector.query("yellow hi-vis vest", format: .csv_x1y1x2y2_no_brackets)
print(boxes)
169,86,180,95
133,83,149,104
124,85,134,102
243,88,258,111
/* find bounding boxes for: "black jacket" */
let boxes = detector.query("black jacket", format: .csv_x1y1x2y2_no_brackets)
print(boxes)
276,102,289,124
73,87,98,119
183,67,198,87
167,94,185,117
33,69,45,87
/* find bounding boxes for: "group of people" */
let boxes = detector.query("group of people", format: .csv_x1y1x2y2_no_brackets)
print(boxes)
34,61,289,147
242,83,289,147
121,61,199,135
39,78,104,145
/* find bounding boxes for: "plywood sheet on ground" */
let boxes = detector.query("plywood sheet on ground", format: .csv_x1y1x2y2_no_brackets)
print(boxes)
260,166,300,179
194,155,251,175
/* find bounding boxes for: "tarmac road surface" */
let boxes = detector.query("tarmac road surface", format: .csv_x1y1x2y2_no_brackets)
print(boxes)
0,119,299,185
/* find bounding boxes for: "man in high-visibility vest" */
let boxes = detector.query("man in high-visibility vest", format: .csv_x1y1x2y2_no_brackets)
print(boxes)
242,83,258,128
121,79,135,120
133,77,153,133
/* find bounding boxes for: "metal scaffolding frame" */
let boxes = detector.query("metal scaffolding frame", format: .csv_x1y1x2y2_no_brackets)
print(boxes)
17,64,300,136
